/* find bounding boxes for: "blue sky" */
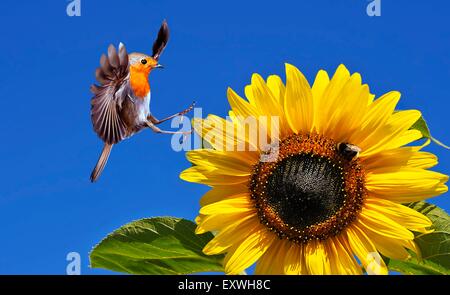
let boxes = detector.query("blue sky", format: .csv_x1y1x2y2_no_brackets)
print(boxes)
0,0,448,274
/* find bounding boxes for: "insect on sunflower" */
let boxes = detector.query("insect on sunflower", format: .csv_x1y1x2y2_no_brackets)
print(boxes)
180,64,448,275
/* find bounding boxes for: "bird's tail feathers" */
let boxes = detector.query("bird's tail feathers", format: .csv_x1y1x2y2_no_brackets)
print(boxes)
90,143,113,182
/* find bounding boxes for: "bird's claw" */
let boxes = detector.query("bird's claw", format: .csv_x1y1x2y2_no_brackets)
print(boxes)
180,101,196,116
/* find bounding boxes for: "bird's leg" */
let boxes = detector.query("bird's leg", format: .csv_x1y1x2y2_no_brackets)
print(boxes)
147,101,195,125
146,121,193,135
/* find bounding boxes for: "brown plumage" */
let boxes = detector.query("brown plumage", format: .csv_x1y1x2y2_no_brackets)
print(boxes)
90,20,194,182
90,143,113,182
152,20,169,60
90,43,130,145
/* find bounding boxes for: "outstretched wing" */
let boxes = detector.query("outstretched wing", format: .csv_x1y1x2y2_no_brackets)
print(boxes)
90,43,130,144
152,20,169,60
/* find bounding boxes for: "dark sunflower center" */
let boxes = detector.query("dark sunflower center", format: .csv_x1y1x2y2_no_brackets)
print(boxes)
250,133,365,244
265,154,345,230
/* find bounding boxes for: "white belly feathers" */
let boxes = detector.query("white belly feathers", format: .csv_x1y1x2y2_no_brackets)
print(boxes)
133,92,151,124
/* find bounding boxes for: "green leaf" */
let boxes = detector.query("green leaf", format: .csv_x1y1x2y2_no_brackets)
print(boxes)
407,202,450,233
90,217,224,274
410,116,450,149
386,257,448,275
385,202,450,275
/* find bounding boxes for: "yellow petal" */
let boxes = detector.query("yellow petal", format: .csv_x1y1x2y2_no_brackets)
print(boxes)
366,167,448,203
332,236,363,275
267,74,291,138
325,240,340,275
364,197,433,233
199,195,253,215
255,240,290,275
349,91,400,144
249,74,284,139
196,210,253,234
311,69,330,133
223,225,275,274
404,240,421,258
250,74,283,116
346,225,388,275
186,150,252,176
334,84,369,142
200,184,249,207
318,64,351,137
228,110,273,152
227,87,260,119
284,243,307,275
311,70,330,102
363,228,411,260
360,110,422,156
382,129,423,151
203,216,258,255
321,65,351,110
325,73,369,142
227,87,269,147
283,63,313,134
193,115,259,155
244,84,255,106
362,146,438,170
180,166,249,185
195,214,204,225
192,116,230,151
267,74,286,106
358,208,414,240
304,240,331,275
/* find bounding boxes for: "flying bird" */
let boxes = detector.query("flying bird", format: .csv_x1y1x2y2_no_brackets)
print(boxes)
90,20,194,182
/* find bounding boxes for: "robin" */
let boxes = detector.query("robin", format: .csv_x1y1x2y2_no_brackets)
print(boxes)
90,20,194,182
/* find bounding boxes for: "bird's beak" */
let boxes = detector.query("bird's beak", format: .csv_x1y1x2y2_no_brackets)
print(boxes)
154,63,164,69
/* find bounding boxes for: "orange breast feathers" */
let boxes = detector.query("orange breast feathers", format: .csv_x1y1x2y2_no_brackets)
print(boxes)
130,64,151,98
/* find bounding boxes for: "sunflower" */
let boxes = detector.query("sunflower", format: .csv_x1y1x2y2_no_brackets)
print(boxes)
180,64,448,275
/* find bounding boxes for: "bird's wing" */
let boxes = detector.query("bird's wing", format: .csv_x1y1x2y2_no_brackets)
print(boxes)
90,43,130,144
152,20,169,60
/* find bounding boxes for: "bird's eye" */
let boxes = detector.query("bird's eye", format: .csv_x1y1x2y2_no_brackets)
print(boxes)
140,58,147,65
